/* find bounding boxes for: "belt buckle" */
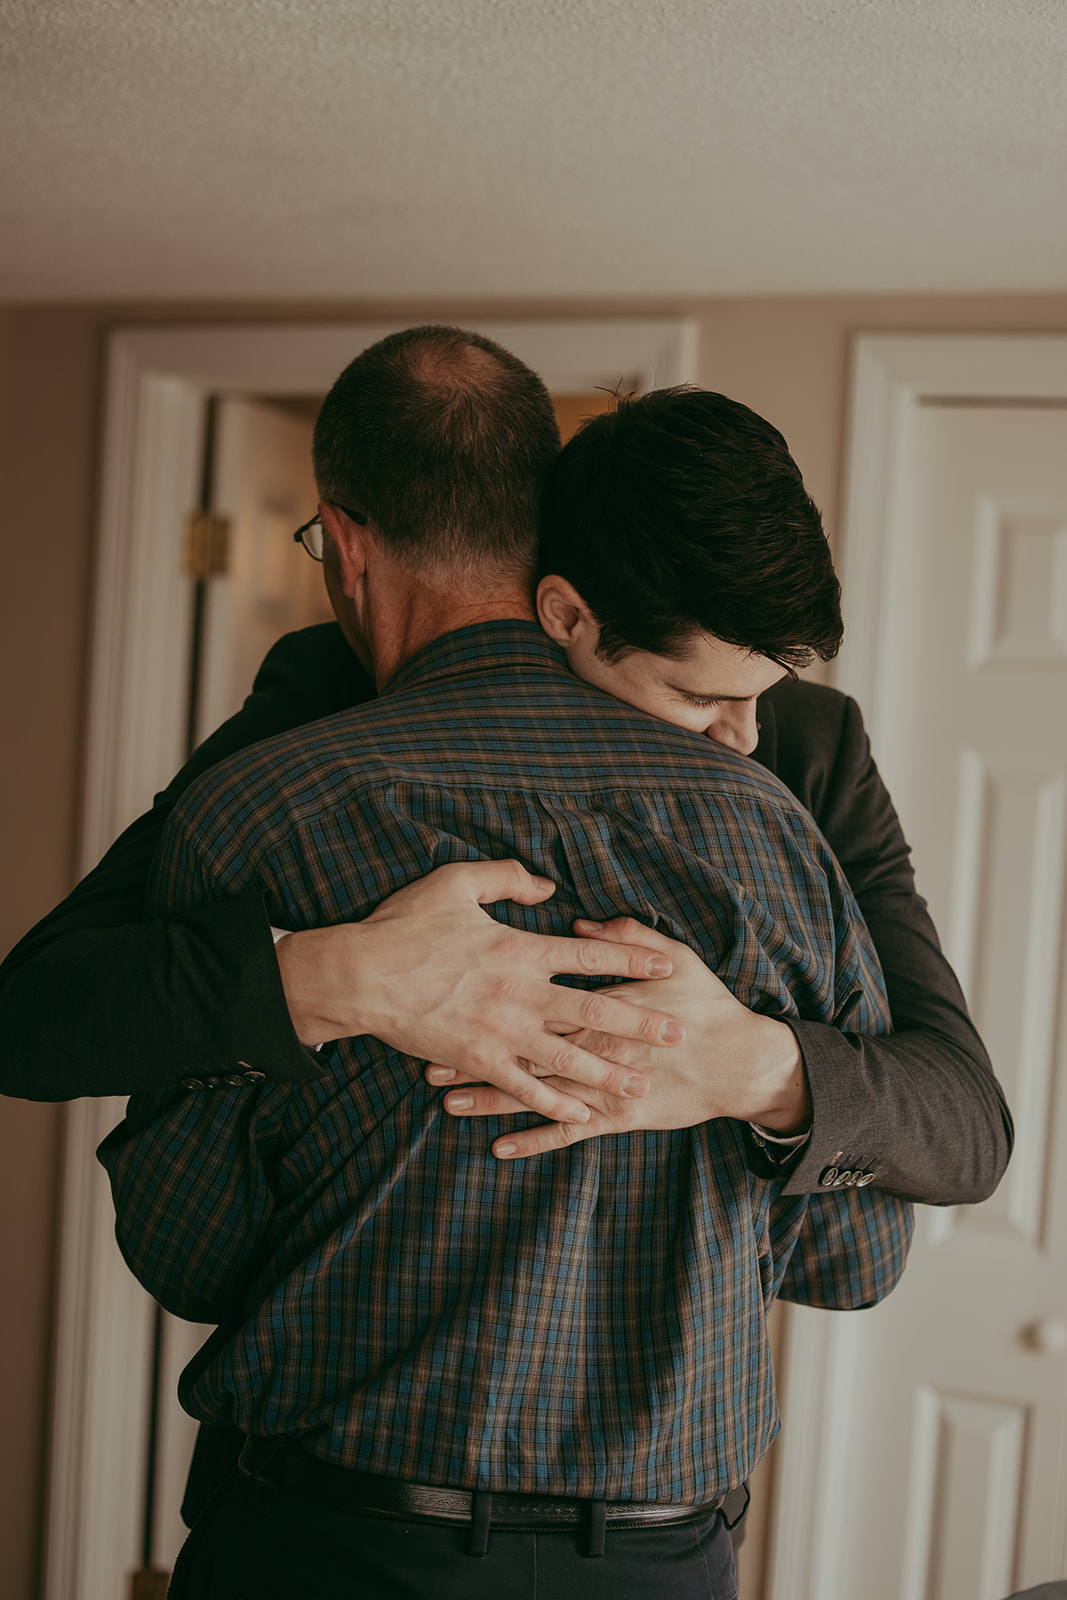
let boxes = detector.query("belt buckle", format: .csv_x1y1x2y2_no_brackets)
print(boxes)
238,1437,284,1490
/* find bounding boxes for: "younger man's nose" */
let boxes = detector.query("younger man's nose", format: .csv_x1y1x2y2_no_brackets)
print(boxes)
706,704,760,756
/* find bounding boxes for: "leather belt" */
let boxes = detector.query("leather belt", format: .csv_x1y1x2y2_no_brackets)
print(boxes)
237,1438,723,1532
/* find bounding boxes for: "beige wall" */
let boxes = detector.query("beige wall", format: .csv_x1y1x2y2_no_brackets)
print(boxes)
3,290,1067,1599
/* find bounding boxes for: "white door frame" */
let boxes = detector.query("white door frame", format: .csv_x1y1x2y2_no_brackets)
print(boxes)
44,317,698,1600
766,333,1067,1600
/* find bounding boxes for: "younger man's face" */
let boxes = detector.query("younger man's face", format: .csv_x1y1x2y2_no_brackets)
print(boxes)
537,576,787,756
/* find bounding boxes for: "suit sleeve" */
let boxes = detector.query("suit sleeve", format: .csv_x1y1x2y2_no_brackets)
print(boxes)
773,689,1013,1204
0,624,374,1101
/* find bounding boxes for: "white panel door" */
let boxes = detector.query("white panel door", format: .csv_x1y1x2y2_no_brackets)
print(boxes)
807,405,1067,1600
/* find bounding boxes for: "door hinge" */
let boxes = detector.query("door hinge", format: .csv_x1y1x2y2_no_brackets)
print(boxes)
184,511,231,579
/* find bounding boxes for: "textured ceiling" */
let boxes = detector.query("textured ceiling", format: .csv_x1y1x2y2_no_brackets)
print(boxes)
1,0,1065,301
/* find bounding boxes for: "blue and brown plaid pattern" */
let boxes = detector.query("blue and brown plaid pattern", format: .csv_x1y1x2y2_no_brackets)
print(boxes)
100,621,911,1501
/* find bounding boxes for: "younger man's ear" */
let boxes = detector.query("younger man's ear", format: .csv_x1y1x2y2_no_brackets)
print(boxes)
537,575,595,645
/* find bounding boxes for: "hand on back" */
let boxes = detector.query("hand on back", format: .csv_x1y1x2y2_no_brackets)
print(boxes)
274,860,688,1124
430,916,810,1159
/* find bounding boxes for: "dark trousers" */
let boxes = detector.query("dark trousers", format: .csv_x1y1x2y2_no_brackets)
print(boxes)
169,1473,738,1600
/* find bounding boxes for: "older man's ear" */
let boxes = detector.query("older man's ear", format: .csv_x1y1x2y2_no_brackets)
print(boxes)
319,501,372,599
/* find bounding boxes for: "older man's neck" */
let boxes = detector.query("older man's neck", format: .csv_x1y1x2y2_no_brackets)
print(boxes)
367,569,537,690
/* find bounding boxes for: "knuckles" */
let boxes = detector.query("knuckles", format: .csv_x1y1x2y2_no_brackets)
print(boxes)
572,1029,625,1061
463,1047,504,1078
580,992,610,1027
547,1120,587,1150
572,941,605,973
548,1042,579,1077
632,1008,664,1041
488,974,528,1006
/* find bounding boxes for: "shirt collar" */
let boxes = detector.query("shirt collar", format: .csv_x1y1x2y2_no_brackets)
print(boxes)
379,619,568,698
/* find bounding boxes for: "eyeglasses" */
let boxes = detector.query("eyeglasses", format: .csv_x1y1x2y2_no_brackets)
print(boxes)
292,502,368,562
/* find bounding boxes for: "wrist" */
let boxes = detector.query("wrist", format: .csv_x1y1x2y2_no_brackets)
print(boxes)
741,1015,811,1135
275,925,375,1047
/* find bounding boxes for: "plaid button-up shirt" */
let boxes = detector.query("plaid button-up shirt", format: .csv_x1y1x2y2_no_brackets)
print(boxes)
100,621,911,1502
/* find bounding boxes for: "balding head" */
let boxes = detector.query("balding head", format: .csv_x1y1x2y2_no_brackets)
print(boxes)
313,325,561,583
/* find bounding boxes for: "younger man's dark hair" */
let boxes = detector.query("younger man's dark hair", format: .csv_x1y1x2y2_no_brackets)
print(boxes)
539,387,843,668
313,324,561,579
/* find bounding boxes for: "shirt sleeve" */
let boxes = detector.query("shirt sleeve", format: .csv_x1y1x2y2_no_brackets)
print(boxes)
0,624,373,1101
771,1186,914,1309
766,687,1013,1205
98,1081,279,1324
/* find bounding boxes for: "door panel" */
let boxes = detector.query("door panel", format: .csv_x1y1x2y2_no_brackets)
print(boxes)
196,398,328,746
820,406,1067,1597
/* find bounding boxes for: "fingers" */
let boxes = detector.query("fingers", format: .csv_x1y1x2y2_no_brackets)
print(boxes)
493,1119,602,1160
442,1085,530,1116
573,916,694,962
546,932,673,981
429,1037,646,1086
541,1030,646,1068
522,1033,651,1097
387,858,556,912
438,858,559,907
546,989,685,1047
428,1056,597,1122
425,1034,649,1109
425,1065,484,1086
